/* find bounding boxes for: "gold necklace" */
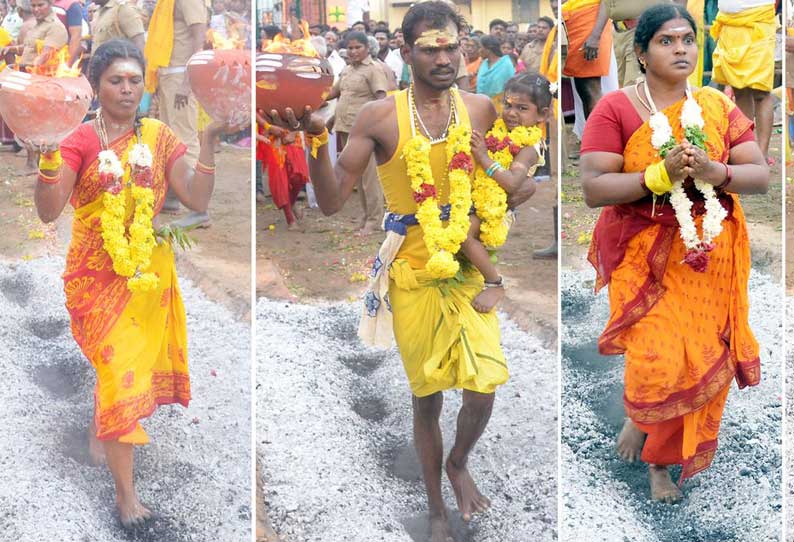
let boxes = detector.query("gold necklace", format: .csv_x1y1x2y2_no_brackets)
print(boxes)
408,83,457,144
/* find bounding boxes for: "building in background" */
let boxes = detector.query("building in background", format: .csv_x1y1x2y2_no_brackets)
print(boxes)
256,0,553,33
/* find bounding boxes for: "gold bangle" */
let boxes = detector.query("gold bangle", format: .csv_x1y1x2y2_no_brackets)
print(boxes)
38,171,61,184
306,128,329,159
196,160,216,175
39,149,63,171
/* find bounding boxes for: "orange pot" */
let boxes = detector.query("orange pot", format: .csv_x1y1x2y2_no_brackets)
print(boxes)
255,53,333,119
0,67,91,145
187,49,251,126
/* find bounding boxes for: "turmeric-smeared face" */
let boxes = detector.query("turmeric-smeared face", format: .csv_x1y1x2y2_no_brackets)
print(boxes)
406,22,461,91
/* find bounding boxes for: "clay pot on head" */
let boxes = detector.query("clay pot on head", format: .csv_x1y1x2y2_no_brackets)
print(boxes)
0,67,92,146
187,48,251,127
255,53,333,120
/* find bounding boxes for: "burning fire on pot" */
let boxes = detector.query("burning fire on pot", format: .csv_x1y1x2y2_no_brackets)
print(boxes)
256,21,333,119
186,26,251,127
0,45,92,146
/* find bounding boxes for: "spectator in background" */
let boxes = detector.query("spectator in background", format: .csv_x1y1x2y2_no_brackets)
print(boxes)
464,35,483,88
145,0,209,227
374,27,389,61
2,0,22,40
325,30,338,50
476,34,515,111
506,21,518,42
323,31,387,234
489,18,506,37
91,0,145,52
52,0,85,64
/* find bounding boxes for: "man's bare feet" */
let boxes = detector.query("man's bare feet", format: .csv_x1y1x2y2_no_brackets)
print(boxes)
116,493,153,530
445,457,490,521
472,286,505,313
649,465,683,503
87,421,106,466
430,515,453,542
616,418,646,462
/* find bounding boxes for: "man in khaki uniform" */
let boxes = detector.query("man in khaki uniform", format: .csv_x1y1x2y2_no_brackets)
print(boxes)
152,0,207,223
326,32,387,234
91,0,144,51
2,0,66,66
0,0,66,172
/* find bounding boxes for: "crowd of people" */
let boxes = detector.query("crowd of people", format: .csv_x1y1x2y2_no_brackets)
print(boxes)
0,0,252,227
256,10,559,256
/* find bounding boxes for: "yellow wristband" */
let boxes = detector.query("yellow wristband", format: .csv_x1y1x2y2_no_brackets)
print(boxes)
307,128,329,159
644,160,672,195
39,149,63,171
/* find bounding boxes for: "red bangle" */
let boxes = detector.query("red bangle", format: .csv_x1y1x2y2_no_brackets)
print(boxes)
640,170,651,194
716,163,732,191
38,171,60,184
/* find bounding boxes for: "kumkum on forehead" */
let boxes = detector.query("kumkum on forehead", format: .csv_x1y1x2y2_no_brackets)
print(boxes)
415,28,458,48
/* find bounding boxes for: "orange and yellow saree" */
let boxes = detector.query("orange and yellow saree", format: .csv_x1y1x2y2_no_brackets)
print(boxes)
60,118,190,445
584,87,760,481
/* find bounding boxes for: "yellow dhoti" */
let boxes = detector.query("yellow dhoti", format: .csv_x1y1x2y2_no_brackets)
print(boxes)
710,4,777,91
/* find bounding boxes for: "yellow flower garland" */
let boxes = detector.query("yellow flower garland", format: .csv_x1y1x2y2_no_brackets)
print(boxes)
403,121,473,279
100,167,158,293
472,119,542,248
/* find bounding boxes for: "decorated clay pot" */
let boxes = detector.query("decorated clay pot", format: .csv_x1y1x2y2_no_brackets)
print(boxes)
256,53,333,119
0,67,92,145
187,49,251,126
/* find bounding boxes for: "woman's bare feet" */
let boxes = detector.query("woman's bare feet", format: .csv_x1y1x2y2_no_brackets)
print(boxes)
292,204,304,222
649,465,683,503
116,493,153,530
430,514,454,542
87,420,106,466
616,418,645,462
472,286,505,313
445,457,490,521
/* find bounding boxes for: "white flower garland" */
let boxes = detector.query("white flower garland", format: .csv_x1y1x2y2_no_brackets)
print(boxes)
645,85,727,267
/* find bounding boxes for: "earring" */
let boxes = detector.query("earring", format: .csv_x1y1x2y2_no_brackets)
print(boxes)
640,58,647,67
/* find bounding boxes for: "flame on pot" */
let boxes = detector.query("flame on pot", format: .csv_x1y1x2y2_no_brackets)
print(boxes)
28,46,82,77
207,28,246,50
261,21,319,58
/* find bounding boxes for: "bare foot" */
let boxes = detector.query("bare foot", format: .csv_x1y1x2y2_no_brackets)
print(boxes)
356,223,378,236
116,494,153,530
649,465,683,503
616,418,646,463
446,458,490,521
87,421,106,466
287,221,301,231
293,204,304,221
471,286,505,313
430,515,453,542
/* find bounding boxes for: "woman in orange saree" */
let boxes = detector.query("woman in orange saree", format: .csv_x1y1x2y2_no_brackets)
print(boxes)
580,5,768,503
32,40,231,528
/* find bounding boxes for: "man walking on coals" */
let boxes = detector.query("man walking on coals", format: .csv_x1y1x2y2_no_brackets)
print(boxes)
266,2,535,540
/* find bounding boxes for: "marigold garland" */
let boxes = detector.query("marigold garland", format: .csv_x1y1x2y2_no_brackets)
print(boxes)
99,143,159,293
473,119,542,248
403,108,473,279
